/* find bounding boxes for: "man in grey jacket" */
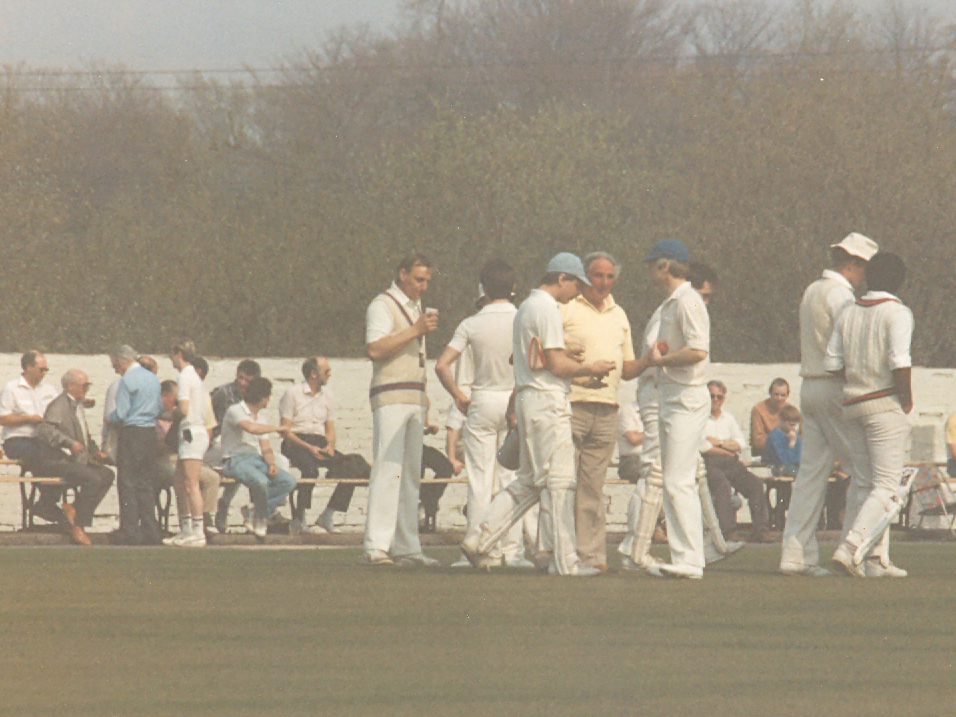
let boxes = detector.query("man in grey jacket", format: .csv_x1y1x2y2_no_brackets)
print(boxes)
37,369,115,544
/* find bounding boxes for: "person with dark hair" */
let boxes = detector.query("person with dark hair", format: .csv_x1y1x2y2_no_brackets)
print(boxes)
106,345,163,545
751,378,795,456
763,404,803,477
210,359,262,532
436,261,536,568
165,339,210,547
779,232,878,577
561,251,642,571
221,376,295,539
280,356,370,534
688,262,717,306
363,253,440,567
827,251,913,578
35,369,115,545
0,350,58,482
462,252,614,576
702,380,772,543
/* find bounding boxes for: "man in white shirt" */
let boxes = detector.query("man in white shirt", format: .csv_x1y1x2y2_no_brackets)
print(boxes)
363,253,440,567
779,233,878,577
461,252,615,577
436,260,535,569
636,240,711,579
0,350,59,469
701,380,771,543
280,356,370,534
826,252,913,578
221,377,295,539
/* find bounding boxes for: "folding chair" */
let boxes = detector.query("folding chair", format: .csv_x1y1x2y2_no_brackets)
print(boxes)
910,463,956,536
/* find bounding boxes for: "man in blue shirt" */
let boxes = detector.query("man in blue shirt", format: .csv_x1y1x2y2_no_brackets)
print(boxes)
106,345,162,545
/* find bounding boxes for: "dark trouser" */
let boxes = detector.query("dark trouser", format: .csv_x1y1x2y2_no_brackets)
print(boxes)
36,460,114,527
281,434,370,519
116,425,161,544
705,454,769,536
420,445,452,523
3,437,52,476
825,475,849,530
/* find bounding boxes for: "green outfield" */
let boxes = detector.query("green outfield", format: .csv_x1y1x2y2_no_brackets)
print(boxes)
1,543,953,717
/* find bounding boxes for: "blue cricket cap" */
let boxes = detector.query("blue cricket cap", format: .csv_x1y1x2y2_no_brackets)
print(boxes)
546,252,592,286
643,239,689,264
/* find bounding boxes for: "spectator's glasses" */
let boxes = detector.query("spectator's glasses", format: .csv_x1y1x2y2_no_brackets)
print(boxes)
709,393,725,401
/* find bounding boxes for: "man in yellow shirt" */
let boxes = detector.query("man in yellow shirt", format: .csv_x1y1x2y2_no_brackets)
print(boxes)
561,252,641,570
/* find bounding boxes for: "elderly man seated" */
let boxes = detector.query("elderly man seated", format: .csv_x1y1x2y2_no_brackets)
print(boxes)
702,380,772,543
35,369,115,545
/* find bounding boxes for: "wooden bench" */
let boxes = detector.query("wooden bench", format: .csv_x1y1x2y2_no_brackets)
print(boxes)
0,458,73,531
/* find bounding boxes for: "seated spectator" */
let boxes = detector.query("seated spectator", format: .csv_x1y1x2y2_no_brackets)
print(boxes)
702,380,772,543
750,378,794,457
221,377,295,539
0,350,59,476
947,412,956,478
617,398,643,484
153,376,221,538
211,359,262,532
35,370,115,544
279,356,370,534
763,405,802,477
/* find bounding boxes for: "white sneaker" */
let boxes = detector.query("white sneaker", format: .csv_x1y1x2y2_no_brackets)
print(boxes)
504,557,536,569
253,516,268,539
621,556,642,572
316,510,340,534
241,505,256,534
779,563,832,577
548,562,602,577
394,553,440,568
460,532,482,566
831,543,865,577
178,532,207,548
648,563,704,579
451,556,473,568
864,559,907,578
162,530,190,547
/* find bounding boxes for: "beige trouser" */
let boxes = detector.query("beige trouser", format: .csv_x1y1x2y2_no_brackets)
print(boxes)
571,402,619,567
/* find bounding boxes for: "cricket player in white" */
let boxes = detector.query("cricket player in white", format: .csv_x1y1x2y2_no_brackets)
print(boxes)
638,240,711,579
461,253,615,576
363,253,441,567
436,260,536,569
621,261,739,570
779,233,878,577
826,252,913,578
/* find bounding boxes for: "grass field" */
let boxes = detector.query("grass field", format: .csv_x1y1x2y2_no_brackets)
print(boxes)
1,543,954,717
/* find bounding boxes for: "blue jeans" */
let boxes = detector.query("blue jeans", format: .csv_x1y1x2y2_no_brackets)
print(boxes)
224,453,296,519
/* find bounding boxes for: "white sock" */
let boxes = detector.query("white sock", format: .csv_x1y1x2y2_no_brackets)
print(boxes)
192,517,204,535
180,517,191,535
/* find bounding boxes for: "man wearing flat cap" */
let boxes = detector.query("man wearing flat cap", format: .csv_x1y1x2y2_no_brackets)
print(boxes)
632,240,711,579
779,232,878,577
462,252,615,576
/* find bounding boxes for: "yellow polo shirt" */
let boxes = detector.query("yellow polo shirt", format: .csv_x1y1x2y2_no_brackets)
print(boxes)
561,293,635,405
946,413,956,450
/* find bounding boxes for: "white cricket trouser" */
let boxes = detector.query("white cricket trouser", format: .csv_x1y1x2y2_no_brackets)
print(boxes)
619,380,660,557
658,381,708,569
462,390,533,560
464,388,581,575
841,408,911,559
363,403,425,557
780,378,859,569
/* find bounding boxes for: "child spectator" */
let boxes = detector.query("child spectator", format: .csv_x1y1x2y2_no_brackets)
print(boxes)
764,404,802,477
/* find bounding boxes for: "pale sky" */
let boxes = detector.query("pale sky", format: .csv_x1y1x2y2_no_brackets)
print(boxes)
0,0,952,73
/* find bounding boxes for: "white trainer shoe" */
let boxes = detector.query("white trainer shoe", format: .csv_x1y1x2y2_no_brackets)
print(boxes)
394,553,441,568
253,516,268,539
361,550,393,566
831,543,865,577
178,532,207,548
241,505,256,534
548,563,602,577
864,559,907,578
779,563,832,577
504,557,536,569
162,530,190,547
647,563,704,579
450,556,473,568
